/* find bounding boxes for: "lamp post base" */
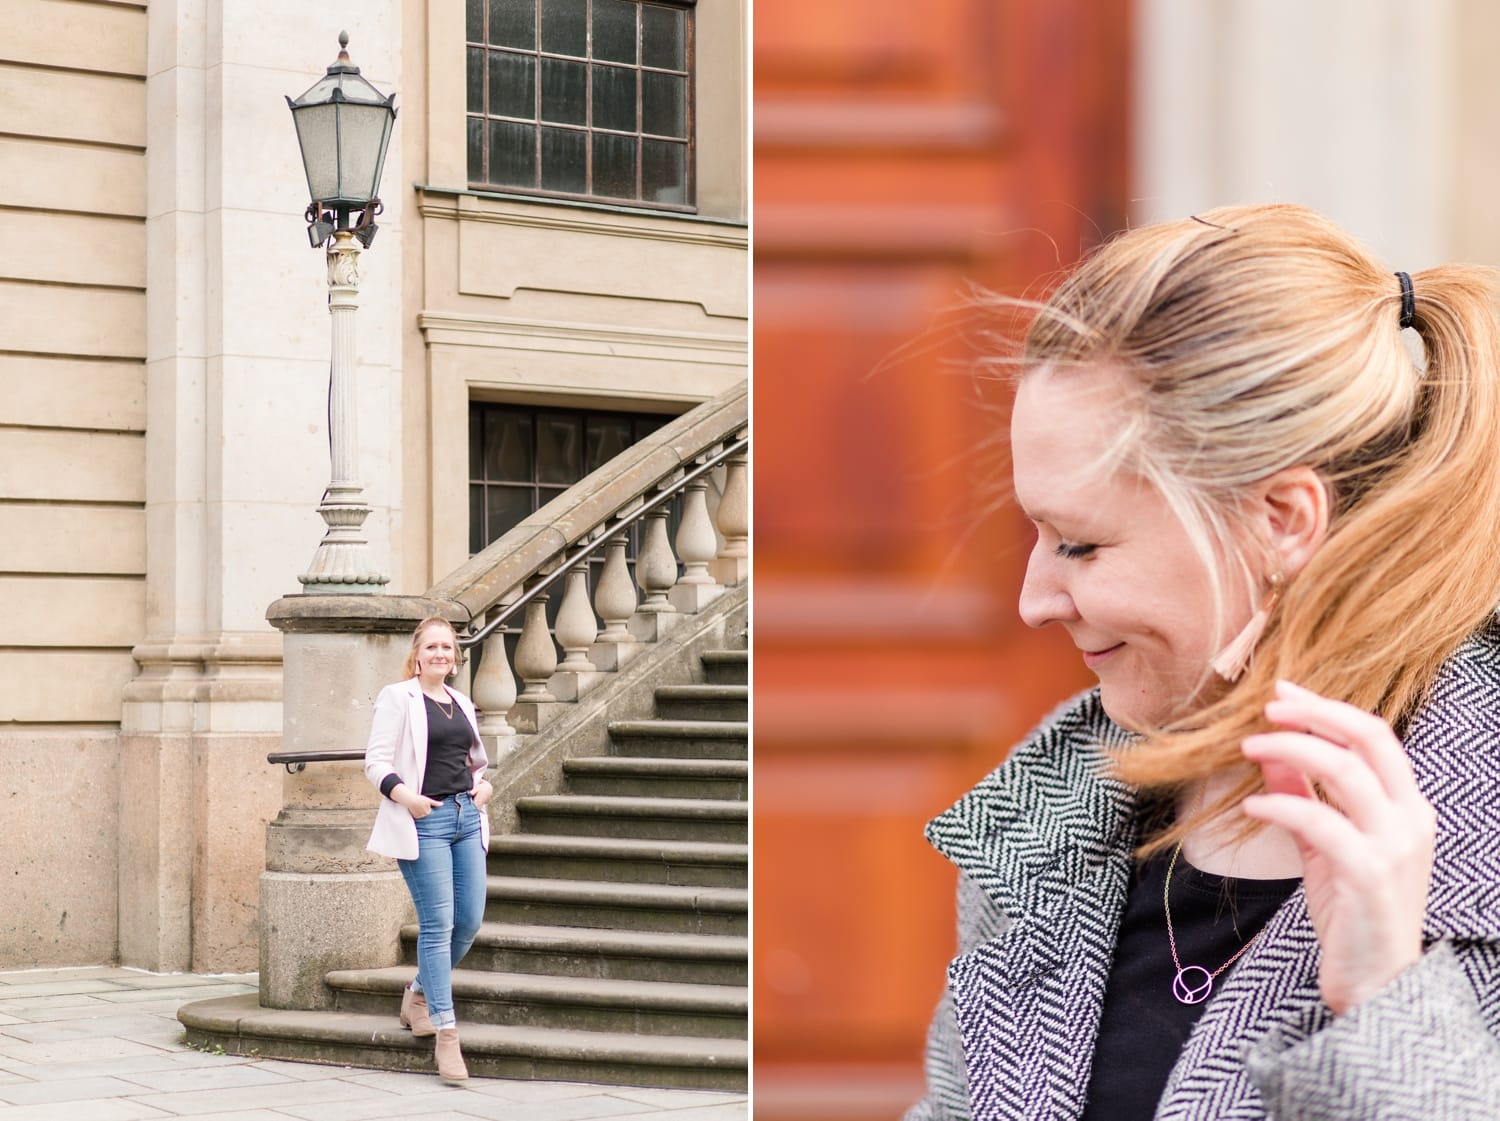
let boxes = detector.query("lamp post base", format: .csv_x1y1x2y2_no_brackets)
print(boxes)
298,496,388,594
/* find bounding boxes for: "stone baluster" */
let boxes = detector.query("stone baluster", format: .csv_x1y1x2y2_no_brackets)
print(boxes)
670,473,723,613
635,505,679,613
712,439,749,586
513,593,557,702
470,615,518,750
550,565,604,701
506,588,559,738
629,502,681,643
592,535,642,671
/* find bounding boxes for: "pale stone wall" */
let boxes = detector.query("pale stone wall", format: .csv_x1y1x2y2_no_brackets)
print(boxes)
0,0,148,965
1134,0,1455,268
0,0,149,721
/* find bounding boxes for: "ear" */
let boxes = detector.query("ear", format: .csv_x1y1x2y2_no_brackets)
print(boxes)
1255,466,1329,578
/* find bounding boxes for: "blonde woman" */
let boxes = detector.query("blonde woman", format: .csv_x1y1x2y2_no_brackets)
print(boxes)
908,205,1500,1119
365,616,493,1084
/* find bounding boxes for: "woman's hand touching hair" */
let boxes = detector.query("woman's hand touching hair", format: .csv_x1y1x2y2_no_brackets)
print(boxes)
1241,680,1437,1016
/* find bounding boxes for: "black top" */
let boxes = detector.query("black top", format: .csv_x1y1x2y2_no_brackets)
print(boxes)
419,692,474,798
378,690,475,801
1079,850,1301,1121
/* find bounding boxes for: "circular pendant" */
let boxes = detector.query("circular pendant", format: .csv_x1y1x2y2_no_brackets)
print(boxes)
1172,965,1214,1004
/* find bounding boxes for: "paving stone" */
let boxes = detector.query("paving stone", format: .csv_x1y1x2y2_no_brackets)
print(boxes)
0,1101,169,1121
129,1078,392,1117
2,1012,180,1044
114,1063,299,1093
0,1074,157,1107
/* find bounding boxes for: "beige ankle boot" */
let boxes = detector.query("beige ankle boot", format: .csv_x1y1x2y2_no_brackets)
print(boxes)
399,985,435,1038
435,1026,468,1083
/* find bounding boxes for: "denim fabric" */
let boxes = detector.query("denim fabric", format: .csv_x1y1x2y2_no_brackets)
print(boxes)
397,791,486,1025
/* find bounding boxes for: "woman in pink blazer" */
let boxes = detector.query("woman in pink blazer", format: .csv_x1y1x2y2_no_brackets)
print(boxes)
364,616,492,1083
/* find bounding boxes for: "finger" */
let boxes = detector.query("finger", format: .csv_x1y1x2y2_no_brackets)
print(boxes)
1243,731,1393,833
1266,681,1420,803
1241,791,1368,875
1256,757,1316,800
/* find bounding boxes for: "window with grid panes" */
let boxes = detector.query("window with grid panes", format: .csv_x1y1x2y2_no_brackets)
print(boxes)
465,0,694,208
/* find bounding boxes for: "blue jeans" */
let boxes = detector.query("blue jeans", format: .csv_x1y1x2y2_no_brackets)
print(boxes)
397,791,486,1027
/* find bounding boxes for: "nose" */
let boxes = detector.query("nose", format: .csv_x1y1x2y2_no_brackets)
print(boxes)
1018,546,1077,630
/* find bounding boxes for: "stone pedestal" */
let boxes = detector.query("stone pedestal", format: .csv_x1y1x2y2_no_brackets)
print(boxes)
260,594,464,1010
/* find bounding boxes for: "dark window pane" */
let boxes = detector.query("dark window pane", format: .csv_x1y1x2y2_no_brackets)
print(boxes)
469,408,483,477
489,51,535,119
467,47,485,114
470,485,485,554
466,0,484,44
593,0,637,63
483,408,533,480
642,139,686,204
592,132,636,198
487,120,536,185
642,4,685,70
540,57,587,125
540,127,587,193
489,0,536,47
635,414,666,439
467,116,484,182
540,0,587,55
592,65,636,131
486,486,536,541
642,71,686,137
536,415,583,484
587,416,633,470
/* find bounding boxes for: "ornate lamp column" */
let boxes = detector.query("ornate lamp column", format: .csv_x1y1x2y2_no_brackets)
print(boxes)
287,31,397,594
299,228,386,592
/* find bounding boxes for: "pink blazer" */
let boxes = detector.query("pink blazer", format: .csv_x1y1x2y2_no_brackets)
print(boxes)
363,677,491,861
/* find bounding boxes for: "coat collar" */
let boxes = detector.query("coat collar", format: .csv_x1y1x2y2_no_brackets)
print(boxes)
927,619,1500,1120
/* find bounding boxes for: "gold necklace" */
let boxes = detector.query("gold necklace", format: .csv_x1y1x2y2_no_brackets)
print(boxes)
1163,842,1265,1004
426,690,454,719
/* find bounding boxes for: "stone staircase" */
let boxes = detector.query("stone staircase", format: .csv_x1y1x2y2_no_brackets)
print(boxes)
181,643,748,1090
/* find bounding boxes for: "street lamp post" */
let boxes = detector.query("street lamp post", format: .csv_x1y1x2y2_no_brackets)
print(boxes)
287,31,397,594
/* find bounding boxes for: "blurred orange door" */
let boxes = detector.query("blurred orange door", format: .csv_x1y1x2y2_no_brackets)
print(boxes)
753,2,1133,1116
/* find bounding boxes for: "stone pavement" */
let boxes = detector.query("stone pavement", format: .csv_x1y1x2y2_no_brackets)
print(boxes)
0,967,749,1121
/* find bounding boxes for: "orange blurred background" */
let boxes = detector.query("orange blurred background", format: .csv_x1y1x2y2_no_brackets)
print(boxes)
752,1,1132,1116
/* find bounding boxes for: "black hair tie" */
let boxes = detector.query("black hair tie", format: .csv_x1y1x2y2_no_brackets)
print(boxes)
1395,271,1415,330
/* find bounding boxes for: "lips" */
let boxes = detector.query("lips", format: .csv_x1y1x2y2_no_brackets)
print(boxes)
1082,643,1124,670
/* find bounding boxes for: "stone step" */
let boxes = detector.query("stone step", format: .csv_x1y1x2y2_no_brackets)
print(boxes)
652,684,747,722
516,794,746,843
402,922,748,985
179,994,746,1091
487,834,746,888
607,719,747,760
484,876,747,936
700,649,747,686
326,966,747,1039
562,756,748,801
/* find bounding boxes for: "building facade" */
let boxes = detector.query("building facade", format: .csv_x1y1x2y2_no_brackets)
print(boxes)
1,0,746,973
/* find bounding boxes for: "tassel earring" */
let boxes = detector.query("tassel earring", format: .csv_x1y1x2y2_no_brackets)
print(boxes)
1210,572,1283,682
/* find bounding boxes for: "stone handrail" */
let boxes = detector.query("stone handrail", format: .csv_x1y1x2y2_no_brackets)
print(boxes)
429,381,746,618
438,380,747,742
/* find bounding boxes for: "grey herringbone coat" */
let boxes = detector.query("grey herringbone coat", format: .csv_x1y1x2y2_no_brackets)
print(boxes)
906,621,1500,1120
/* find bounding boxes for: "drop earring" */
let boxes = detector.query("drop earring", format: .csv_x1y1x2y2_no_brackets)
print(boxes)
1210,572,1283,682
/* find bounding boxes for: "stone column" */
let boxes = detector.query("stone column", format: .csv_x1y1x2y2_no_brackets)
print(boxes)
260,594,462,1010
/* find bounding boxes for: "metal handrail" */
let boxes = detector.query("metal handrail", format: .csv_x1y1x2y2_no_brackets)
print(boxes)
457,434,747,649
268,748,364,774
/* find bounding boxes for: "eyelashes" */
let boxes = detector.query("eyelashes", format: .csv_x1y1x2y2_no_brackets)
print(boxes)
1054,541,1097,560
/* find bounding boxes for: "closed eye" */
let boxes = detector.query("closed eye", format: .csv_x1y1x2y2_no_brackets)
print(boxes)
1054,541,1097,560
